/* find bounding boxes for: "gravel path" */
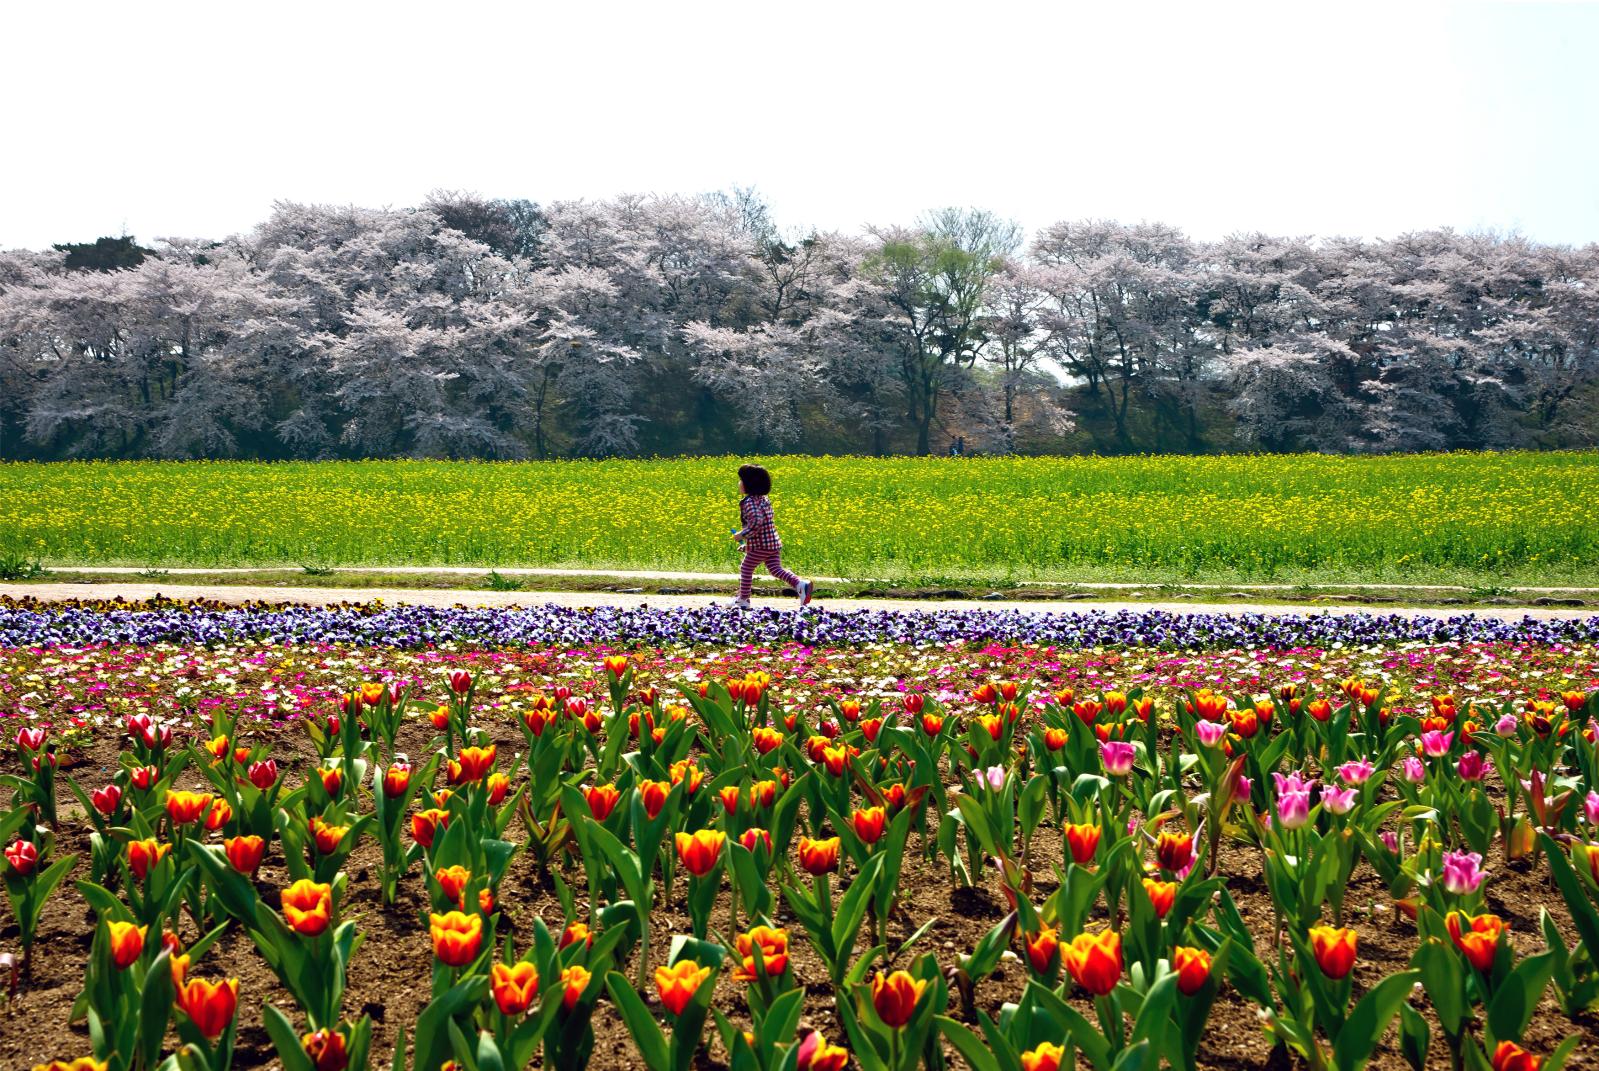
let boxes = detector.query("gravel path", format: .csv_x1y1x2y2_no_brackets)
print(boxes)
3,581,1595,621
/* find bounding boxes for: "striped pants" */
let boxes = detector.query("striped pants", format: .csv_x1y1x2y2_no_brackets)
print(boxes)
740,547,801,600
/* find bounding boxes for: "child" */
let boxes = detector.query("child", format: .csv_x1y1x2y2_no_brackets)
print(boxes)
731,463,813,608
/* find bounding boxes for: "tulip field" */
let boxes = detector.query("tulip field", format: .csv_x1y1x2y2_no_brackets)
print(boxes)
5,596,1599,1071
4,452,1599,585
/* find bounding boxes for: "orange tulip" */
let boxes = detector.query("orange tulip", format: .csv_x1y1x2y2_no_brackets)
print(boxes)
1492,1042,1542,1071
1025,927,1059,974
32,1060,110,1071
639,778,671,819
282,879,334,936
165,790,213,826
430,911,484,967
1308,925,1358,979
655,959,714,1015
202,735,229,761
975,713,1003,740
752,726,784,754
559,964,591,1010
107,921,146,970
225,835,265,876
430,705,451,730
491,961,540,1016
869,970,928,1028
851,806,886,845
1020,1042,1065,1071
717,785,742,814
560,921,593,949
1043,727,1068,751
127,838,170,881
360,682,385,707
749,779,778,808
176,976,239,1039
1065,930,1123,995
317,767,343,796
733,925,789,982
436,865,471,907
839,699,862,722
797,1031,850,1071
1446,911,1506,972
1064,822,1101,865
585,783,621,820
1173,946,1211,995
309,817,348,855
675,829,726,877
669,759,703,793
603,654,629,677
797,835,840,875
1143,879,1178,918
920,714,943,736
302,1028,349,1071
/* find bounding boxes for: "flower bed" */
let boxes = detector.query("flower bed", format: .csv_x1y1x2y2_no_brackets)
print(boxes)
5,604,1599,1071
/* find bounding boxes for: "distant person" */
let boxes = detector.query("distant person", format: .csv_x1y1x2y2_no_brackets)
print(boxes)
730,463,814,609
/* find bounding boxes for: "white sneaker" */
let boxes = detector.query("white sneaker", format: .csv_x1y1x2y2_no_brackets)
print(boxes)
798,580,814,606
731,597,751,608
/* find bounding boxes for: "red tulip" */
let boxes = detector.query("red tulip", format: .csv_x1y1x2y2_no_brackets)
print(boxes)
1173,946,1211,995
430,911,483,967
90,784,122,815
1065,930,1123,995
107,920,146,970
1309,925,1358,979
870,970,928,1028
5,839,39,876
225,835,265,876
176,976,239,1039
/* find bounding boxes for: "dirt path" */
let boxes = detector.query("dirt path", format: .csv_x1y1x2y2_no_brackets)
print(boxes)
4,581,1595,620
36,564,1599,595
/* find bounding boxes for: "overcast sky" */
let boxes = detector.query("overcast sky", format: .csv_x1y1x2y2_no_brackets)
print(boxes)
7,0,1598,250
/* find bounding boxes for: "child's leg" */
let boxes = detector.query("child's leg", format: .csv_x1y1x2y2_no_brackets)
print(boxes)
738,551,759,601
762,551,802,589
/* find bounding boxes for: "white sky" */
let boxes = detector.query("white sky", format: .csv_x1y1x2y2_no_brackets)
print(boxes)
6,0,1598,250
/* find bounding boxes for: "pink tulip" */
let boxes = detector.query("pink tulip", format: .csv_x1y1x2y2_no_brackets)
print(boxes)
1494,713,1519,737
449,670,473,695
1277,787,1314,829
1420,730,1454,758
1379,830,1400,853
248,760,278,790
983,765,1006,791
1440,849,1484,895
14,727,45,752
1585,791,1599,827
1195,720,1228,748
1234,775,1253,803
1336,760,1374,786
1321,785,1358,815
1100,741,1135,777
90,784,122,815
1456,751,1490,782
1400,757,1426,783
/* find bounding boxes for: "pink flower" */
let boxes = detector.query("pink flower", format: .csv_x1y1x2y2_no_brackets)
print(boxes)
1100,741,1135,777
1494,713,1519,737
247,760,278,790
1276,786,1314,829
1400,757,1426,783
90,784,122,815
1195,720,1228,748
1379,830,1400,853
1456,751,1490,782
1234,775,1253,803
1321,785,1357,815
983,765,1006,791
1585,791,1599,827
14,727,45,752
1336,760,1374,786
1440,849,1484,895
1420,730,1454,758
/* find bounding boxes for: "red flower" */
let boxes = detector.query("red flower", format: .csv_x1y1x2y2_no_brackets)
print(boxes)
491,961,540,1016
1025,927,1059,975
430,911,483,967
1492,1042,1542,1071
127,838,170,881
5,839,38,876
1309,925,1358,979
675,829,726,877
797,836,840,875
586,783,622,820
1446,911,1506,972
870,970,928,1028
851,806,886,845
225,835,265,876
176,976,239,1039
90,784,123,815
1063,822,1101,865
1065,930,1123,995
1173,946,1210,995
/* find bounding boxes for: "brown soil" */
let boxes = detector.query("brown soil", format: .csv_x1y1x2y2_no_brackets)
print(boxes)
5,716,1597,1071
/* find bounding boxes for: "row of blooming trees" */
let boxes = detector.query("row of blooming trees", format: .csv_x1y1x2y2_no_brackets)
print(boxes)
2,190,1596,459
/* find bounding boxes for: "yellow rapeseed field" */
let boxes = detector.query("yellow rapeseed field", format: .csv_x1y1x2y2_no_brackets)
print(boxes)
2,453,1596,584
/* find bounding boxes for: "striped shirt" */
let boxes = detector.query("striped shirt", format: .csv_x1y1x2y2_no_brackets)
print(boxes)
739,495,781,552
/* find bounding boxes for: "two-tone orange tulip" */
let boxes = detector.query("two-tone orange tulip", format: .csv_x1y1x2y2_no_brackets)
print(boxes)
1308,925,1358,979
203,798,233,832
127,838,170,881
675,829,726,876
1043,727,1068,751
603,655,629,677
851,806,886,845
1142,879,1177,918
282,879,334,936
639,779,671,819
559,964,591,1010
308,817,348,855
225,835,265,876
31,1060,109,1071
797,836,840,875
491,961,540,1016
560,921,593,949
656,959,713,1015
448,744,497,784
411,808,450,848
585,783,621,820
870,970,928,1028
752,726,784,754
1024,927,1059,975
1064,822,1101,865
435,865,471,907
107,921,146,970
733,926,789,982
317,767,343,796
1446,911,1506,972
1173,946,1211,995
1154,830,1194,873
176,976,238,1039
165,790,213,826
1492,1042,1542,1071
1065,930,1123,995
430,911,484,967
1020,1042,1065,1071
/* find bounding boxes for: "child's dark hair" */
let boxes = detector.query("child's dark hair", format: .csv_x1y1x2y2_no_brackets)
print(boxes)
738,464,772,496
